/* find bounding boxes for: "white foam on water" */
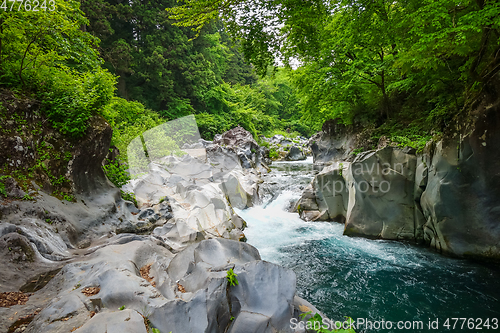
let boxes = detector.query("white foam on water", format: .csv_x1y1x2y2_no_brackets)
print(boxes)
238,160,500,328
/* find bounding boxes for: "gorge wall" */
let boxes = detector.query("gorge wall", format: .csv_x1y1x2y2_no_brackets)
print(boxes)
298,96,500,261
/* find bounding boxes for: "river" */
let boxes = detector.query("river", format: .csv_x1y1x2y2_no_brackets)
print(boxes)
236,158,500,332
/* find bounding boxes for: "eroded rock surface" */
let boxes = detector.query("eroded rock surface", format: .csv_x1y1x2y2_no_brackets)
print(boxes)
0,116,324,332
309,119,370,164
0,93,325,333
212,126,271,172
298,104,500,259
297,147,417,240
11,237,314,333
419,107,500,258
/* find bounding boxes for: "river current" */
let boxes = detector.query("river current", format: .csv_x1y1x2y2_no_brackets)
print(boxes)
236,158,500,332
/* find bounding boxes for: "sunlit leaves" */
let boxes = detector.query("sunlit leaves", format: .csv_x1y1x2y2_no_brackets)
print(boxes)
0,0,102,87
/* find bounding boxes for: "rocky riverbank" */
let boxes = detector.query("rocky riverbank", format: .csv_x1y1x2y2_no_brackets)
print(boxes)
260,134,311,161
0,93,319,333
296,96,500,261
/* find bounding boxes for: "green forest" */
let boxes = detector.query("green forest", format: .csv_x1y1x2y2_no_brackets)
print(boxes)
1,0,499,162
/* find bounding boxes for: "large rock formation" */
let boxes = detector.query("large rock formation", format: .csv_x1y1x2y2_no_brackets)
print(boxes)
298,102,500,259
344,148,417,240
5,237,317,333
212,126,271,172
121,152,258,251
297,147,418,240
419,103,500,259
0,91,131,293
309,119,371,164
295,162,348,222
1,95,319,333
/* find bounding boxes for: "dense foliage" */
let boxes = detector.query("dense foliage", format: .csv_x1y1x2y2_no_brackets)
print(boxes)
0,2,115,137
1,0,307,146
195,68,308,140
168,0,500,146
2,0,498,175
80,0,307,139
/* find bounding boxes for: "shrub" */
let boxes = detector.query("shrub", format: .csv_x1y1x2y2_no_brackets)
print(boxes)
269,148,280,160
103,159,130,188
0,176,8,197
195,113,231,140
101,97,164,161
38,68,116,138
121,191,138,208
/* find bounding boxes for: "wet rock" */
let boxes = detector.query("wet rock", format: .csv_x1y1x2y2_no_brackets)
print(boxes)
302,105,500,260
295,183,326,221
295,163,348,222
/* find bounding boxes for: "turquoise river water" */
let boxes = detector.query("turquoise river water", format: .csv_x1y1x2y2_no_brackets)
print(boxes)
236,159,500,333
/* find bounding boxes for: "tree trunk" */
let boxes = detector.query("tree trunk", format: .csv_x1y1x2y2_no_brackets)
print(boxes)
381,70,390,119
117,70,128,99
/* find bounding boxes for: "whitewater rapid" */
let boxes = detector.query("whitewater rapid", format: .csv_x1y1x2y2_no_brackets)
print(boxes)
236,159,500,332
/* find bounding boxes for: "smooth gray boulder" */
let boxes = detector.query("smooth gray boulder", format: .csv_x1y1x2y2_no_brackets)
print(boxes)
344,147,417,240
21,237,308,333
219,170,260,209
314,163,349,222
75,309,148,333
298,147,419,241
420,119,500,259
285,146,306,161
229,260,296,333
295,163,348,222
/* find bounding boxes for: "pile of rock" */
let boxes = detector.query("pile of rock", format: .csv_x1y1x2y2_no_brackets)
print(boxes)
1,121,323,332
260,134,310,161
210,126,272,171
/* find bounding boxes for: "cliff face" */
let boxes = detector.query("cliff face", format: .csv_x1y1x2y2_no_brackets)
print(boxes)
309,119,373,164
419,95,500,259
298,89,500,260
0,90,127,292
0,90,114,198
